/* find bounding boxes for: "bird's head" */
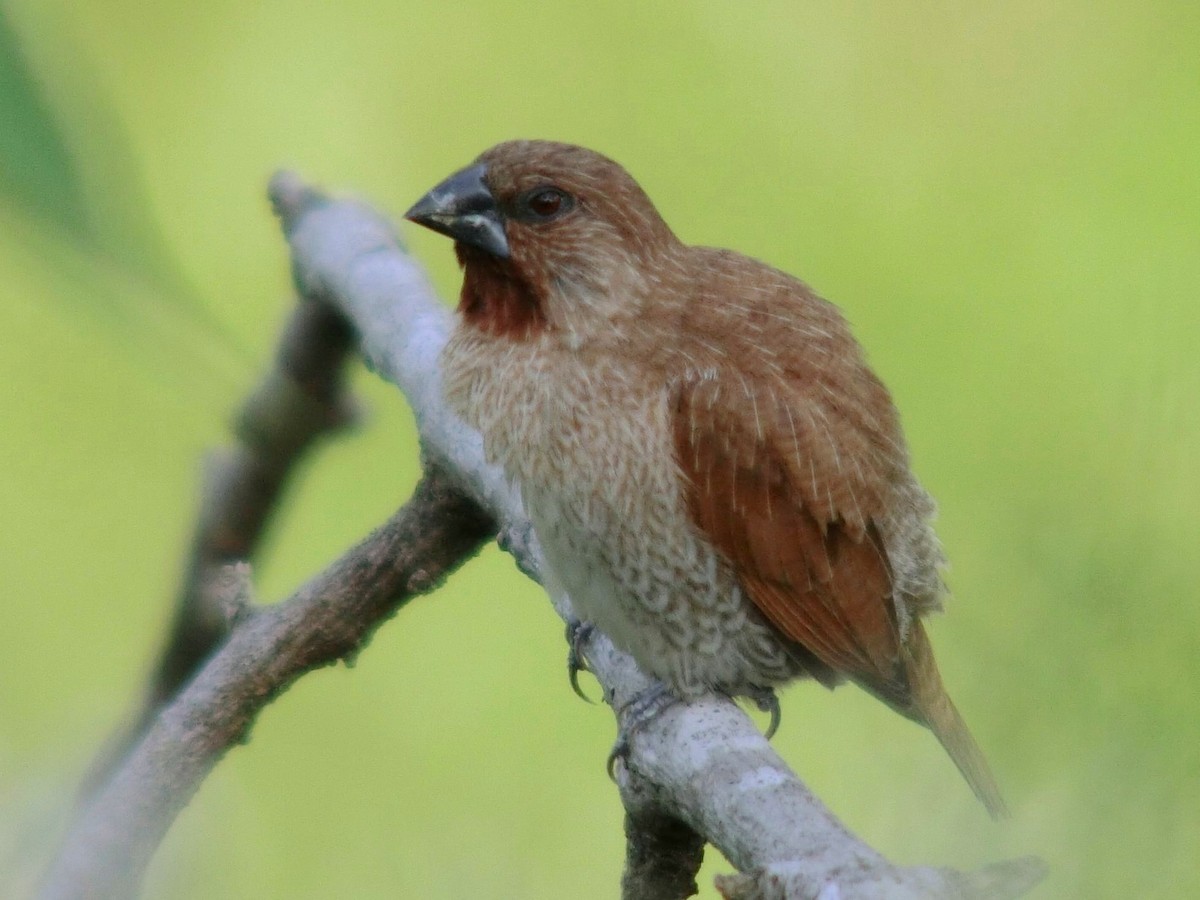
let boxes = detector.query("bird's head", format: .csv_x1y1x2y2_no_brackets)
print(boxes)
405,140,679,344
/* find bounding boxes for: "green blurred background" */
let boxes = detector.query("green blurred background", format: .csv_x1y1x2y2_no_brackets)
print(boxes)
1,1,1196,896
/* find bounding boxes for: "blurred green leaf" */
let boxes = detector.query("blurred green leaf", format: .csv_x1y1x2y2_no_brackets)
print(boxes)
0,7,89,239
0,8,249,389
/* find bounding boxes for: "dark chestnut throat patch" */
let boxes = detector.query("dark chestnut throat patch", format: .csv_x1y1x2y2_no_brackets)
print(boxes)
457,245,548,339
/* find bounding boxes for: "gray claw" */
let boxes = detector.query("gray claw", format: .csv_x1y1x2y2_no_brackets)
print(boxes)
748,686,782,739
566,620,596,703
606,733,629,781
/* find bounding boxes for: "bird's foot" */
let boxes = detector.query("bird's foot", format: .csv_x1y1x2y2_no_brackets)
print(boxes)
745,685,782,740
607,681,680,780
565,619,596,703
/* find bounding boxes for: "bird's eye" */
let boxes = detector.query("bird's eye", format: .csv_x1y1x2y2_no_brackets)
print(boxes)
520,187,573,221
529,190,562,216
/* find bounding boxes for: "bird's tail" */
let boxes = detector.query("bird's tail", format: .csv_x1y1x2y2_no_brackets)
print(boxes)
904,622,1009,819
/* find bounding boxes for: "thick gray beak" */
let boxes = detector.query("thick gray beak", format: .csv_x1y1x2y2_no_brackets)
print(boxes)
404,163,510,259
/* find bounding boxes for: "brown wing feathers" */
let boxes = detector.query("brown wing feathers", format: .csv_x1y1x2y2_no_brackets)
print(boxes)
672,377,903,692
672,373,1009,817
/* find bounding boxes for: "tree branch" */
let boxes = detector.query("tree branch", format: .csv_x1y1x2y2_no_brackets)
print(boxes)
41,466,494,899
622,797,705,900
79,295,362,801
160,295,360,697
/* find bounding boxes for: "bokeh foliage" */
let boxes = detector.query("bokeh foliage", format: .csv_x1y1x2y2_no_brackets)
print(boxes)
1,1,1197,897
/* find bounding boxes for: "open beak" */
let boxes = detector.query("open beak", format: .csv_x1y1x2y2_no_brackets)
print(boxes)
404,163,510,259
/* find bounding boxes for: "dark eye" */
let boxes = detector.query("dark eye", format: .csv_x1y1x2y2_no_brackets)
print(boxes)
521,187,573,221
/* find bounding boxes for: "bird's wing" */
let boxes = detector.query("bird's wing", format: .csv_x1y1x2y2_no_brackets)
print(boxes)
671,371,907,697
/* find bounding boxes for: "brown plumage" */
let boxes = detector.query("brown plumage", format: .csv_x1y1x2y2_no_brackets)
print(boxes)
405,140,1006,817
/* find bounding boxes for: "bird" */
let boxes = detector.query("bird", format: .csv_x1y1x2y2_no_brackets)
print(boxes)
404,140,1007,818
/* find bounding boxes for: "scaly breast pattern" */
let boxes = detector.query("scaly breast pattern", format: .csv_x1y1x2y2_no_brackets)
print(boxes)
442,331,801,698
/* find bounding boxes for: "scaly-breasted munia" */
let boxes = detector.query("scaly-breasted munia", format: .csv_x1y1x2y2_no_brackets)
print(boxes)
405,140,1006,817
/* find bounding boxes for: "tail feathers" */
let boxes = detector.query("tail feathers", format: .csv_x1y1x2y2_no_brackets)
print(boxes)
918,684,1009,819
905,623,1009,819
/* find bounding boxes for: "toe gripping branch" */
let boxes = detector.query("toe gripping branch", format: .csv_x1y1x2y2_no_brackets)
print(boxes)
567,619,782,779
605,684,781,780
607,681,680,781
